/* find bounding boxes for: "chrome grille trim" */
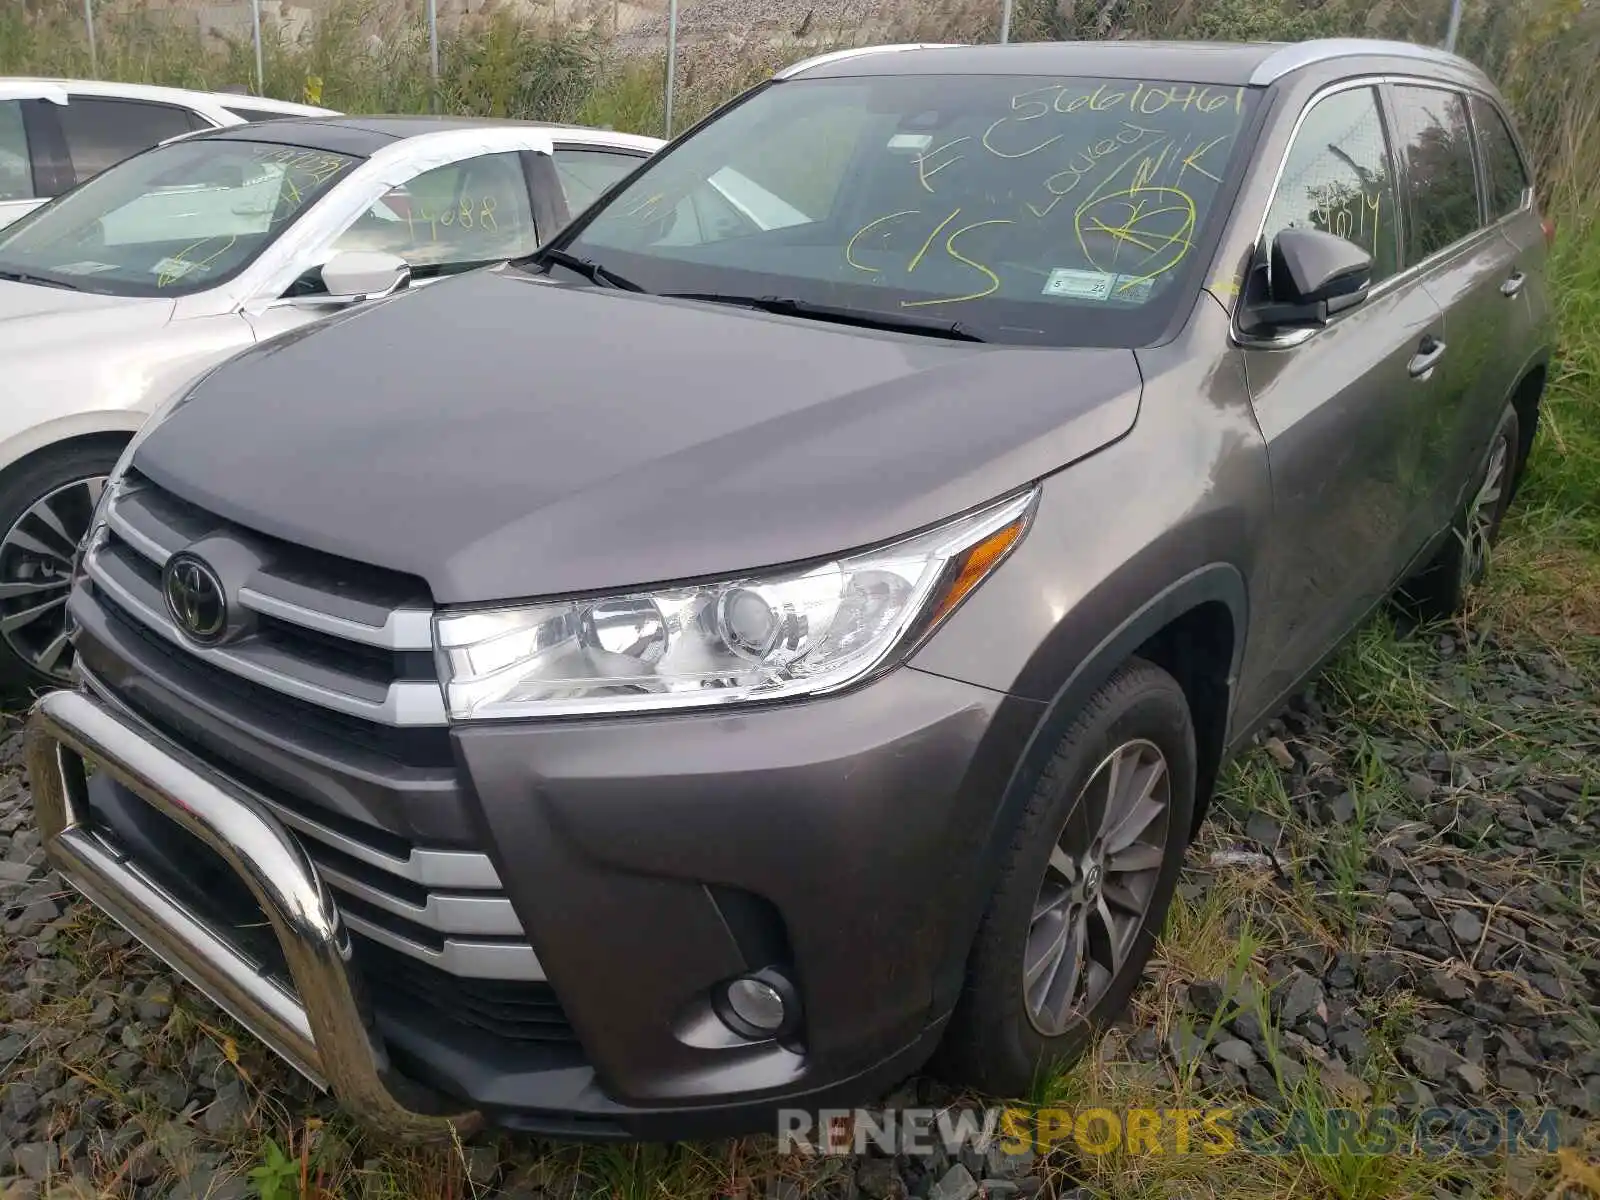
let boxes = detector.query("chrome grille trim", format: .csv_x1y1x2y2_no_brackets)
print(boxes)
236,586,434,652
317,865,526,937
81,547,447,727
106,501,172,567
338,914,544,981
76,660,544,982
239,793,503,891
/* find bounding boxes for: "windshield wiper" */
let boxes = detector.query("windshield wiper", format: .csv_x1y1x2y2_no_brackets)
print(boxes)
0,268,80,291
663,293,986,343
537,248,645,293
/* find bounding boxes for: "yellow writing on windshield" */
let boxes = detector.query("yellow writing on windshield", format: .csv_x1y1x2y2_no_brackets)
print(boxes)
913,137,971,193
983,81,1243,159
156,234,238,288
1027,122,1168,218
1076,187,1197,294
843,207,1010,306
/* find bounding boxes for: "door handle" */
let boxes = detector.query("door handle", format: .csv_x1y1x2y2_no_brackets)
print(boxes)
1500,271,1527,297
1408,336,1447,379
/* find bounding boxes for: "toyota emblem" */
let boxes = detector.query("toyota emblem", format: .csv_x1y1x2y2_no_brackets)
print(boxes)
162,552,227,643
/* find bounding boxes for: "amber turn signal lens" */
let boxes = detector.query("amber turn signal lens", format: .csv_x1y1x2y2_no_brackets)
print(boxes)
927,514,1028,628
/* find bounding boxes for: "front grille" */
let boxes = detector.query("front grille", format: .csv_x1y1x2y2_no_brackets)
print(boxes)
85,470,445,727
75,471,548,986
356,939,577,1044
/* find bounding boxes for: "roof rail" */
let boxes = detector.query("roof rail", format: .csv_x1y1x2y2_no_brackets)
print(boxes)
774,43,964,80
1249,38,1472,86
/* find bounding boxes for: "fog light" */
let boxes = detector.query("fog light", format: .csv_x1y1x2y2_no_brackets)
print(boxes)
716,968,800,1040
727,977,784,1030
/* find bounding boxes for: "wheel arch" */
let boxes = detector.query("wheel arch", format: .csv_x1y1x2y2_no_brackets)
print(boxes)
930,563,1246,1015
0,414,143,484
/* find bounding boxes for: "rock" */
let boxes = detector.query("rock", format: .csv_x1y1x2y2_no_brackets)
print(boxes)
1185,980,1226,1017
1449,909,1484,943
1244,811,1282,849
5,900,60,938
929,1165,979,1200
166,1167,250,1200
1231,1011,1265,1045
0,860,34,883
1454,1062,1489,1093
1319,791,1357,824
857,1158,906,1200
1,1085,38,1124
984,1143,1035,1181
1419,972,1470,1003
200,1082,251,1136
1330,1025,1370,1062
14,1144,57,1182
1384,892,1420,919
1275,971,1325,1029
136,981,174,1025
1405,773,1436,802
123,1141,162,1186
1212,1039,1257,1068
1167,1027,1207,1066
1400,1034,1463,1083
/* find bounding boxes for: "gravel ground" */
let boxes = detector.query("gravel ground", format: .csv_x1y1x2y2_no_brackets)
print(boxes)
1,617,1597,1199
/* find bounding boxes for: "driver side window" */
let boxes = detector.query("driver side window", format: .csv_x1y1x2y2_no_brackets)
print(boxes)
1263,87,1400,286
328,152,537,275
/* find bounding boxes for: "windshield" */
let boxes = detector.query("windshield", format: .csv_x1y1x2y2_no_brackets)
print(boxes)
0,137,358,296
556,74,1257,346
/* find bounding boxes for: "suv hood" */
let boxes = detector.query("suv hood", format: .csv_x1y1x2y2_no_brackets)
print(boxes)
132,267,1142,603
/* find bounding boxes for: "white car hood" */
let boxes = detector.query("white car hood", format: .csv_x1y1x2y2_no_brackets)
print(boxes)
0,278,175,347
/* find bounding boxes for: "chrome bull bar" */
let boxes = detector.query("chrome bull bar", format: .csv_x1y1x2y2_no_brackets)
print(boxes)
25,687,482,1142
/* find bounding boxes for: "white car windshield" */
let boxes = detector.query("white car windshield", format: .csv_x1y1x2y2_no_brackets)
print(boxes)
556,73,1259,346
0,136,358,296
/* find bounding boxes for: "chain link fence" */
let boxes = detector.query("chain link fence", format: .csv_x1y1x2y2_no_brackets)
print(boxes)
0,0,1569,148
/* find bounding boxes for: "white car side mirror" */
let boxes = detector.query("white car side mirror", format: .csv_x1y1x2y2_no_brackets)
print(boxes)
312,250,411,305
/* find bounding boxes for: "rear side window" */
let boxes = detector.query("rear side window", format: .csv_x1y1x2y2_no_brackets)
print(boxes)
329,151,538,273
552,147,644,213
1389,84,1482,262
1470,95,1530,220
0,101,32,201
1264,86,1400,284
57,98,198,184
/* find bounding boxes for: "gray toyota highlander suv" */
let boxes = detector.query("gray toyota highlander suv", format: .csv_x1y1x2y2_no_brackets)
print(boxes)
28,38,1552,1141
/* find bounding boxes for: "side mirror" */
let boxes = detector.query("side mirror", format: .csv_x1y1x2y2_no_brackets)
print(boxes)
298,250,411,307
1251,227,1373,329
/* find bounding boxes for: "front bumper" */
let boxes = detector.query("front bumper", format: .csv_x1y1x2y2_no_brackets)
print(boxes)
28,666,1041,1141
26,687,476,1140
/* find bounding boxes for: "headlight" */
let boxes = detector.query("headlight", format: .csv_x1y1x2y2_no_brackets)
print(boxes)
436,488,1037,720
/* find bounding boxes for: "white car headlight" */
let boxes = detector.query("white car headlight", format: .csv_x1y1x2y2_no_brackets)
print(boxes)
435,488,1037,720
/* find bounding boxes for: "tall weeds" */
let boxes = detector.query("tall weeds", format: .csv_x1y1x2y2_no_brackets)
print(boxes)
1,0,1596,226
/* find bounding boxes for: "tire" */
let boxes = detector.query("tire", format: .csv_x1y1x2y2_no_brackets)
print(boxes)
1401,404,1520,623
936,657,1197,1098
0,439,125,703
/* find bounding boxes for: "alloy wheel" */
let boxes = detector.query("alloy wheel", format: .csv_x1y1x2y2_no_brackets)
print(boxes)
1024,738,1171,1037
0,475,104,683
1461,434,1510,588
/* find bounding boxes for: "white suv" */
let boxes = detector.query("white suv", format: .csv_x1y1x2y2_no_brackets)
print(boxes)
0,78,336,228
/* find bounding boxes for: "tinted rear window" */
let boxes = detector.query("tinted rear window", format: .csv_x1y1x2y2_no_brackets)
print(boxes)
1390,84,1482,262
1470,95,1529,220
560,74,1259,346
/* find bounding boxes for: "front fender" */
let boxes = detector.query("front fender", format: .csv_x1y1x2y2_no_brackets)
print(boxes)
908,294,1272,1016
0,410,147,477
